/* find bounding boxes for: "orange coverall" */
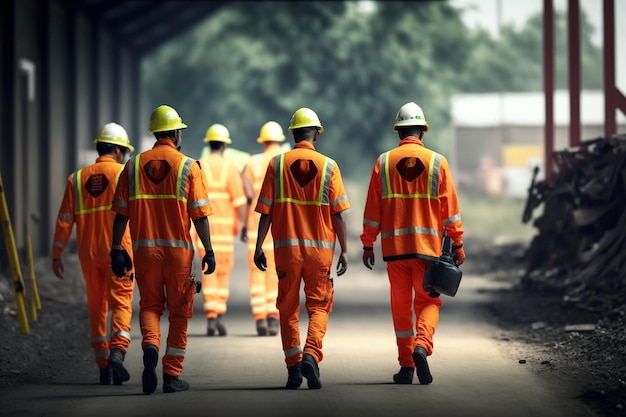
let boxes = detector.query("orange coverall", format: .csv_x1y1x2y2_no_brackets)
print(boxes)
52,155,134,369
194,153,246,319
242,144,284,322
360,136,464,368
111,139,213,377
255,141,350,368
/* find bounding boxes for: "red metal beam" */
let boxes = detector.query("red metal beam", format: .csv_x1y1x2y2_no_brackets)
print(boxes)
568,0,581,147
544,0,555,182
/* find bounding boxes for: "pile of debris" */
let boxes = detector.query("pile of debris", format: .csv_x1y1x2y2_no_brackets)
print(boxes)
522,134,626,318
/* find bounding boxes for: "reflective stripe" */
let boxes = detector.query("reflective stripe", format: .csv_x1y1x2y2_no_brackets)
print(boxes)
166,346,185,357
112,198,128,209
209,191,230,199
443,213,462,226
133,239,194,250
73,169,112,215
363,218,380,228
111,330,131,341
273,154,334,206
91,335,109,343
129,155,192,203
58,213,73,222
380,152,442,200
258,195,272,206
189,197,210,209
274,238,335,249
331,194,348,207
284,346,302,358
381,226,440,239
53,241,65,249
395,330,414,338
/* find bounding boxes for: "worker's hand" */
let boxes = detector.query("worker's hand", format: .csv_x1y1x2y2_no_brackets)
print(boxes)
110,249,133,278
202,250,216,275
336,252,348,276
362,247,375,270
240,226,248,243
254,248,267,272
453,245,465,266
52,258,64,279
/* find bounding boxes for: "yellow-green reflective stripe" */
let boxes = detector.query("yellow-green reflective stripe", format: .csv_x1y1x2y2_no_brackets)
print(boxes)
380,152,441,200
273,154,332,206
129,155,190,202
73,169,112,215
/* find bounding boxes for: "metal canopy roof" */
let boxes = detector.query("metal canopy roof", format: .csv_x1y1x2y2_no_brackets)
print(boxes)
75,0,227,56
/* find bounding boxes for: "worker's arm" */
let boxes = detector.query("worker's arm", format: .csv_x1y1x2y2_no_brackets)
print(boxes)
111,213,129,248
110,213,132,277
332,211,348,276
253,213,272,271
193,216,216,274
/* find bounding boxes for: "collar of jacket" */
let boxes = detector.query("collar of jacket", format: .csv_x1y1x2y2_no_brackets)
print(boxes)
95,155,117,163
294,141,315,151
399,136,425,147
153,138,177,150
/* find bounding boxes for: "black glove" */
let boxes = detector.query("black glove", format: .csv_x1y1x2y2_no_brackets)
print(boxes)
240,226,248,243
254,249,267,272
202,250,216,275
110,249,132,278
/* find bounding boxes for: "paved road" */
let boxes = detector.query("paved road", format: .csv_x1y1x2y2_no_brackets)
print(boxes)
0,241,596,417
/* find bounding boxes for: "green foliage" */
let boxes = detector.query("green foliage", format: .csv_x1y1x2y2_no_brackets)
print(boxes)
142,1,602,181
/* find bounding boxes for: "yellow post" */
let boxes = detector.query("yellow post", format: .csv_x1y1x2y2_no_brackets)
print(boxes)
0,170,30,334
25,233,42,321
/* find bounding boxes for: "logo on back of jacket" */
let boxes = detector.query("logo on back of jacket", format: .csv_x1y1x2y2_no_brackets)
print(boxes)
86,174,109,198
290,159,318,187
144,160,171,185
397,157,425,182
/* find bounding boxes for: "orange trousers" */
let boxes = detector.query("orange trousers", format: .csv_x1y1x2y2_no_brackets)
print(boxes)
198,247,233,319
247,248,279,321
387,259,443,368
276,259,334,368
79,258,134,369
134,249,195,377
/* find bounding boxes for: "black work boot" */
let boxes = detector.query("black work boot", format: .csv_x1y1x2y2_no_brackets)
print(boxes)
256,319,268,336
142,345,159,395
216,315,227,336
412,346,433,384
301,353,322,389
285,363,303,389
99,366,112,385
393,367,415,384
207,318,217,336
163,374,190,393
109,348,130,385
267,316,279,336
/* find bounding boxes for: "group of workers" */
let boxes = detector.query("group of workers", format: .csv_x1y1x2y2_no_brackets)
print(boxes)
51,101,465,394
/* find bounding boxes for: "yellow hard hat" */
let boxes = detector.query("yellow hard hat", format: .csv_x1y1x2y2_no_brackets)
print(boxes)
288,107,324,133
93,122,134,152
393,101,429,132
204,124,232,144
257,121,285,143
147,105,188,134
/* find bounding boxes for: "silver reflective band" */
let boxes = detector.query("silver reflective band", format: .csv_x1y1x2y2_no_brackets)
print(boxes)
189,197,211,209
274,238,335,249
133,239,194,250
363,218,380,228
443,213,462,226
381,226,440,239
112,330,131,341
166,346,186,357
284,346,302,357
58,213,73,222
395,329,414,338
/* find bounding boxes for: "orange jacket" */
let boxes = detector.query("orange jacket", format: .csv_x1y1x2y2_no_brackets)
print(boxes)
53,155,132,261
242,143,285,248
111,139,213,256
360,136,463,262
255,141,350,264
195,153,246,253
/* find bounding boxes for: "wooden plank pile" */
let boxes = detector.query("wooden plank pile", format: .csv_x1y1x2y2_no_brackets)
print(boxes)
522,134,626,317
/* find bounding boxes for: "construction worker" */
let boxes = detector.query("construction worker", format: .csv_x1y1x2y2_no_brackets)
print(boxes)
194,123,248,336
254,107,350,390
110,104,216,395
52,122,135,386
360,101,465,385
241,121,287,336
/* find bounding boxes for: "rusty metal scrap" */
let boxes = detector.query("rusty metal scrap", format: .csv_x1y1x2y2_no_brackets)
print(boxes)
521,135,626,315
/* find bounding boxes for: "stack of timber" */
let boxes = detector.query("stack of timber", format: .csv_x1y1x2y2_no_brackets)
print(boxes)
522,134,626,318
